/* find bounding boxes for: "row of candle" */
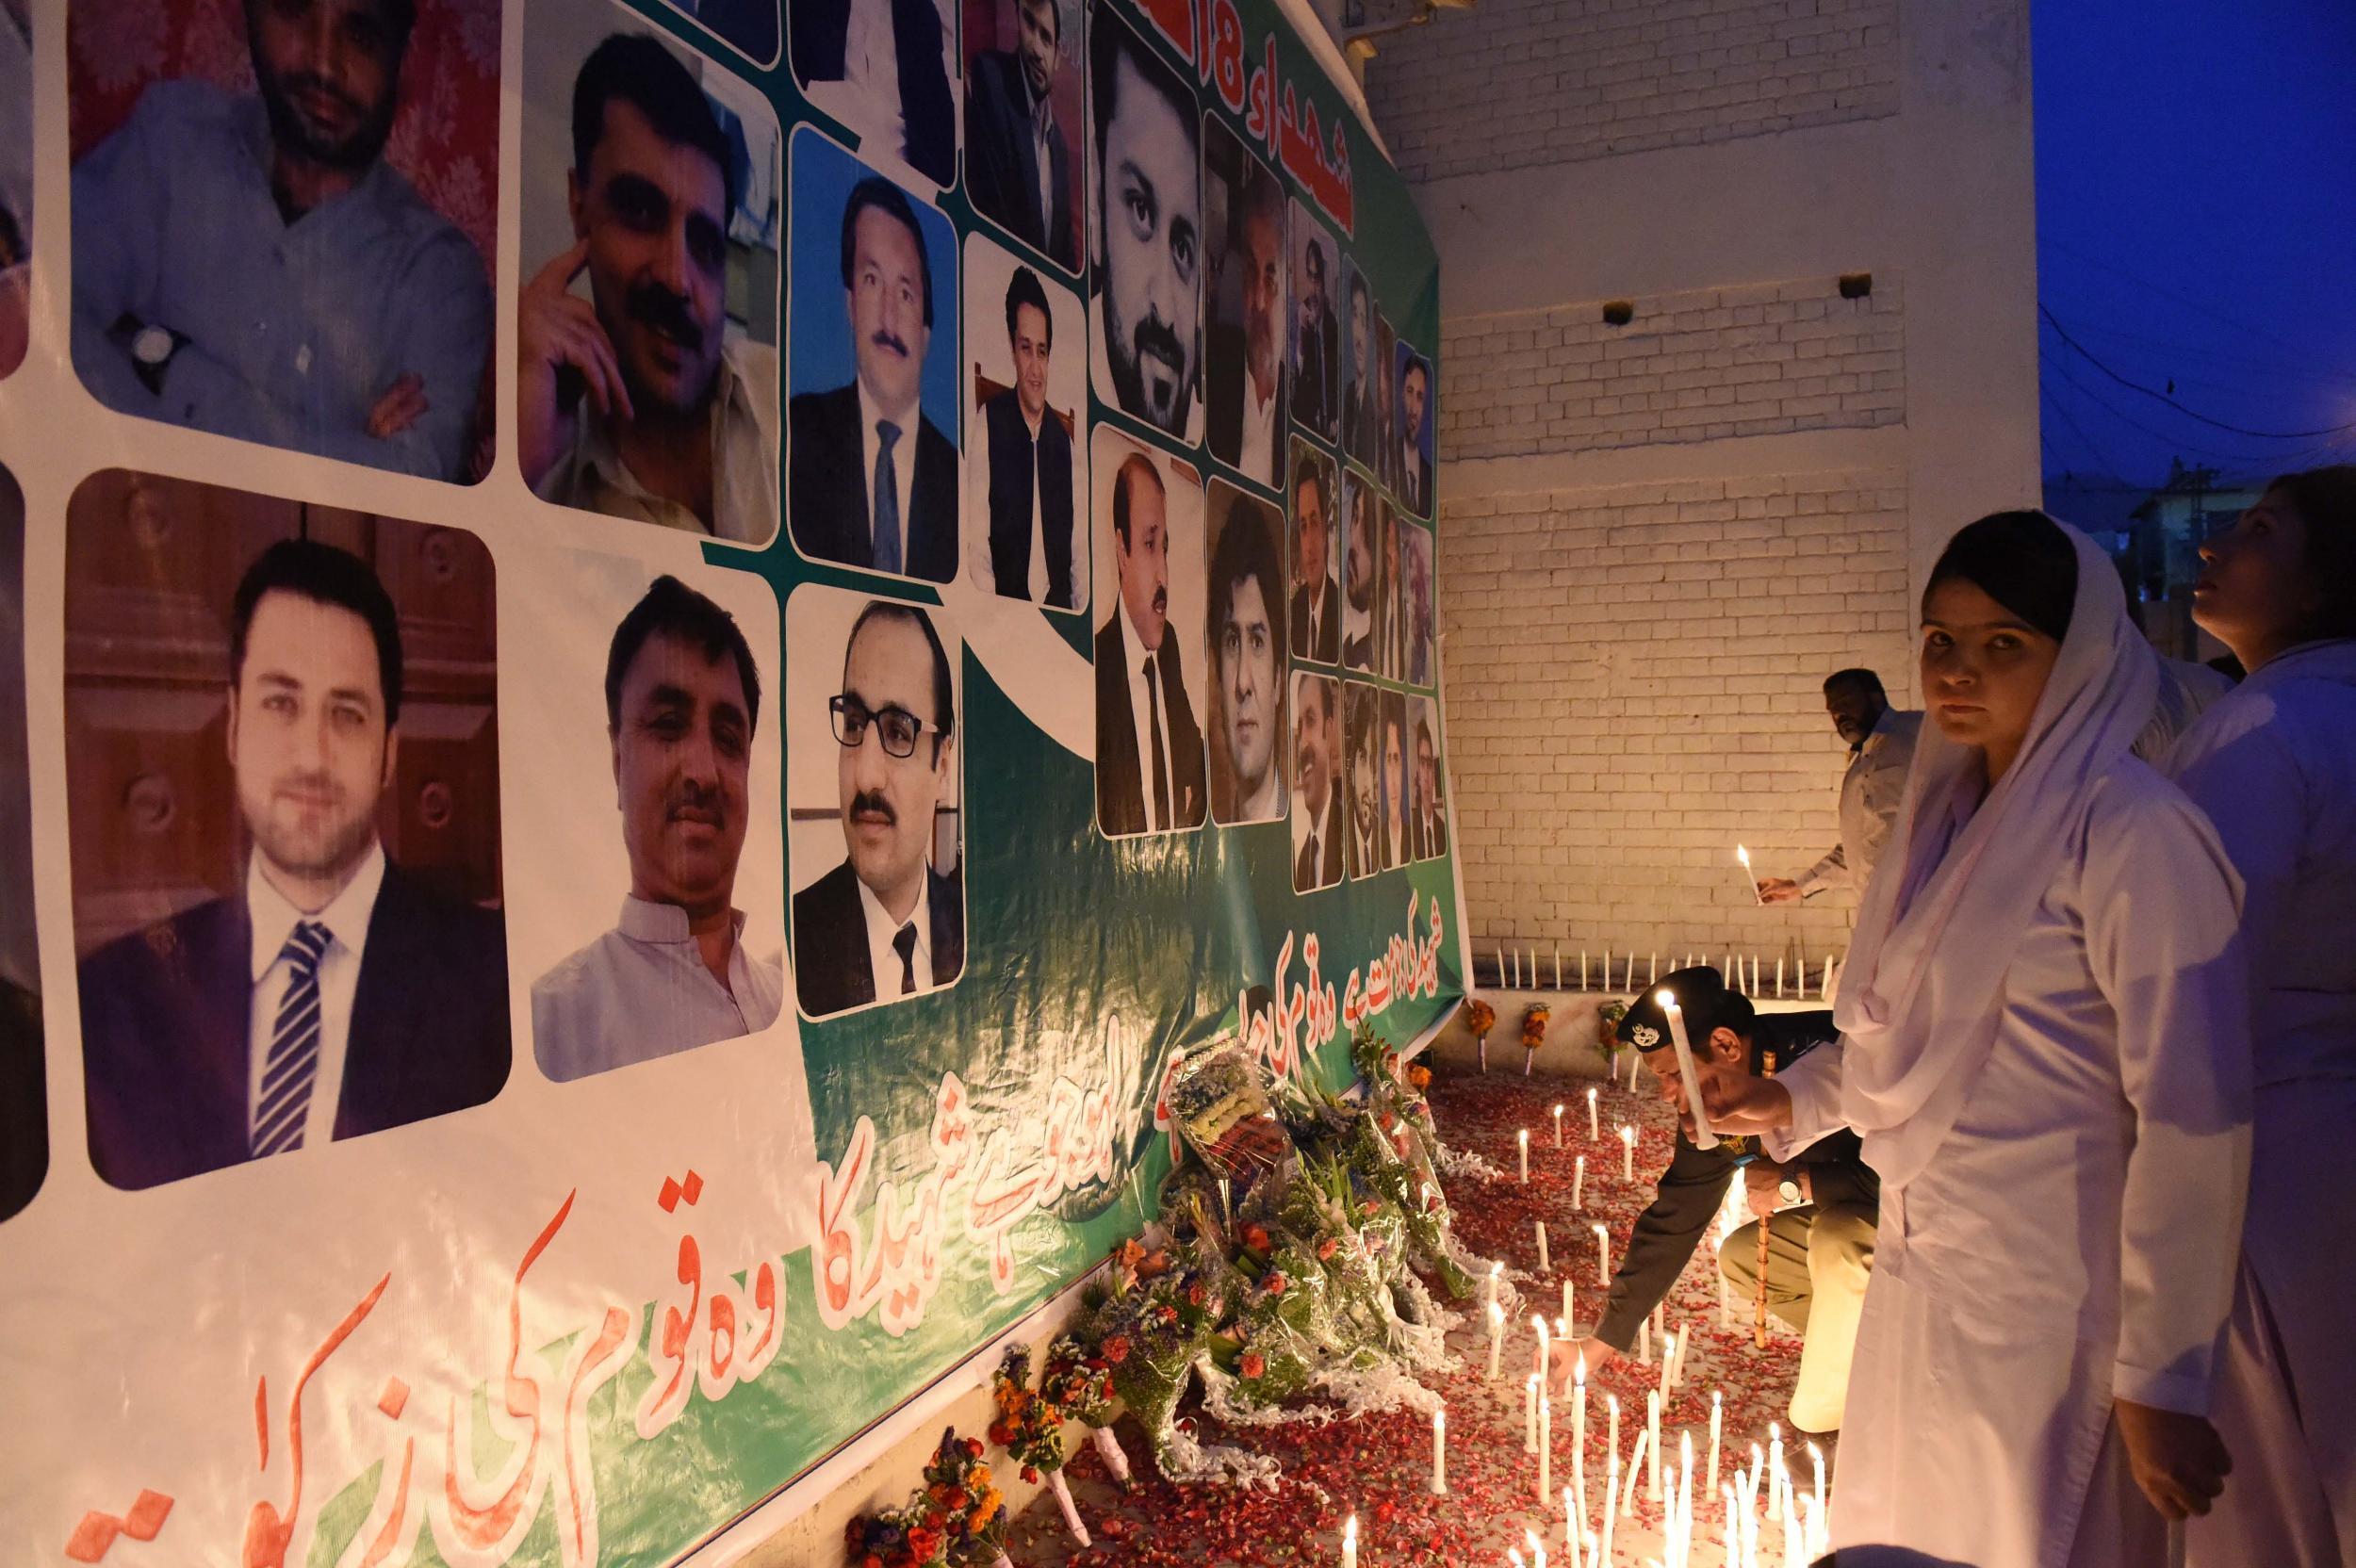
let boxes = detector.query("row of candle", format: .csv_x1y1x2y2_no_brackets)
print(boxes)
1487,945,1839,1002
1518,1118,1632,1183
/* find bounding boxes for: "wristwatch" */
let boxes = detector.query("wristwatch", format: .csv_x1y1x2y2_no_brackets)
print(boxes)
1776,1174,1804,1207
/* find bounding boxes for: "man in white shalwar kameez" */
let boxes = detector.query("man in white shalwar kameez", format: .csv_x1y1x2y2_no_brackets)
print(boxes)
1708,516,2252,1568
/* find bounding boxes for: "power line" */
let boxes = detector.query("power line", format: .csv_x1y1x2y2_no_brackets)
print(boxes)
2042,306,2356,440
2033,308,2356,392
2042,354,2332,471
2038,366,2129,480
2041,237,2356,375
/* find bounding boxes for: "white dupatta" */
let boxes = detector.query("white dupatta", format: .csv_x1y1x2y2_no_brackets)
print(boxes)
1830,520,2162,1187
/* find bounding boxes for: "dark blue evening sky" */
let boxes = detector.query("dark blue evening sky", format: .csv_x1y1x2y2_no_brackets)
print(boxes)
2035,0,2356,494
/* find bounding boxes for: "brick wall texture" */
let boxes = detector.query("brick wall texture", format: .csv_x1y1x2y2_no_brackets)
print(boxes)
1439,277,1905,462
1366,0,1901,185
1438,470,1916,963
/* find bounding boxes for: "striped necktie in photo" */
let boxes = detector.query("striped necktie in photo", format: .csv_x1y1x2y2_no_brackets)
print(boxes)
252,919,333,1158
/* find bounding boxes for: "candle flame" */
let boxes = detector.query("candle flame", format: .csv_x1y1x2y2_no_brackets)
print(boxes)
1656,988,1676,1006
1737,843,1753,866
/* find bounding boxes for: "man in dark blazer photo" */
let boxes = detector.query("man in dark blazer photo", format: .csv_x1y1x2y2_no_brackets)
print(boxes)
1095,452,1206,835
791,0,956,188
1290,672,1345,892
1398,351,1435,517
1290,230,1339,438
1203,133,1285,490
963,0,1074,270
1288,450,1339,663
76,540,510,1190
794,600,966,1018
790,175,960,581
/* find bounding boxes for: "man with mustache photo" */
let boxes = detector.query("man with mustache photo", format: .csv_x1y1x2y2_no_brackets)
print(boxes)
76,538,511,1190
522,32,777,546
1290,224,1338,439
1096,450,1207,836
1342,268,1379,468
1410,704,1448,860
1342,681,1384,878
533,576,783,1079
70,0,491,481
789,171,960,580
1207,487,1286,825
1290,672,1344,892
1399,350,1435,517
1088,9,1202,444
1340,480,1379,672
794,600,966,1018
1203,130,1285,491
1289,448,1339,664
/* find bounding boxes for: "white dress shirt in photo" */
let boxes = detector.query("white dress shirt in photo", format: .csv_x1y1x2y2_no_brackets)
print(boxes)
532,897,787,1081
1239,370,1280,488
1115,596,1175,831
245,840,386,1152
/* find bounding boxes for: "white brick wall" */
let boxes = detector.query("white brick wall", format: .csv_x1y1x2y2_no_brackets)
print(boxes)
1366,0,1900,185
1438,469,1915,963
1440,277,1905,460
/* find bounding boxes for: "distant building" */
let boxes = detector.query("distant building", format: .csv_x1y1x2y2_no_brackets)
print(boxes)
2116,461,2262,663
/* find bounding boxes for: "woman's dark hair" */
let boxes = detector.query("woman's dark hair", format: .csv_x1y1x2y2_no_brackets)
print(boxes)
2263,465,2356,641
1923,509,2079,644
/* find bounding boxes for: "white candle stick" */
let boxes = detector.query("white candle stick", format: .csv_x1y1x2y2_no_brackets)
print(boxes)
1657,989,1719,1150
1708,1390,1722,1498
1601,1446,1619,1568
1562,1489,1581,1568
1537,1221,1550,1273
1574,1359,1590,1529
1638,1317,1649,1364
1737,843,1762,905
1342,1513,1358,1568
1535,1314,1551,1383
1514,948,1523,988
1431,1406,1448,1494
1594,1222,1611,1286
1678,1432,1696,1563
1775,956,1786,998
1581,949,1589,989
1574,1153,1587,1211
1539,1394,1552,1502
1620,1123,1636,1180
1624,953,1635,991
1527,1373,1540,1454
1809,1443,1826,1544
1520,1128,1530,1184
1603,949,1612,993
1488,1302,1505,1380
1488,1260,1501,1314
1554,1102,1565,1148
1658,1326,1675,1398
1555,944,1562,988
1647,1389,1662,1504
1822,955,1834,1000
1562,1276,1574,1328
1497,943,1507,987
1622,1426,1648,1512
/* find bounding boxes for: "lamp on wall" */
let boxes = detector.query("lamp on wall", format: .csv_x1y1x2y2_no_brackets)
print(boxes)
1601,300,1634,327
1838,272,1873,300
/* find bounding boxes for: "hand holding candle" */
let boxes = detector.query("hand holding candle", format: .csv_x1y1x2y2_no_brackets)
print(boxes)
1658,988,1720,1150
1738,843,1763,905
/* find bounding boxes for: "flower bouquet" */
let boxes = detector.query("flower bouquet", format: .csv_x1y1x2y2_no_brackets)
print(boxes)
846,1428,1008,1568
990,1346,1088,1546
1521,1003,1550,1077
1460,995,1497,1071
1040,1334,1133,1489
1595,1000,1629,1083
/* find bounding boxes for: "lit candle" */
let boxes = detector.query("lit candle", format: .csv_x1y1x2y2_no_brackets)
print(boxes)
1708,1389,1722,1497
1488,1260,1501,1313
1528,1528,1549,1568
1574,1153,1587,1211
1218,1176,1233,1230
1526,1373,1540,1454
1722,1483,1739,1568
1768,1424,1785,1524
1658,989,1719,1150
1431,1406,1448,1494
1738,843,1761,905
1620,1123,1636,1180
1554,1102,1565,1148
1538,1221,1550,1273
1594,1223,1610,1286
1342,1512,1358,1568
1647,1389,1662,1504
1586,1086,1599,1141
1538,1394,1552,1502
1519,1128,1530,1183
1488,1302,1505,1380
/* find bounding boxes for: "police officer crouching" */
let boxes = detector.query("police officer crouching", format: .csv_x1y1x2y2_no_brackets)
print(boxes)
1564,966,1877,1435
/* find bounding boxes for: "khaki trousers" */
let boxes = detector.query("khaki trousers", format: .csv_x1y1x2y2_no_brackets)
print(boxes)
1718,1201,1876,1434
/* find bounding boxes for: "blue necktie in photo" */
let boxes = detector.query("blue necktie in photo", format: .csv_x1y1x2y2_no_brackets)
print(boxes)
873,419,904,575
252,919,332,1157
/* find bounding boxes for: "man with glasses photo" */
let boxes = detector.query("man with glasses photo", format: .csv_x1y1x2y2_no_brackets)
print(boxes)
793,599,965,1018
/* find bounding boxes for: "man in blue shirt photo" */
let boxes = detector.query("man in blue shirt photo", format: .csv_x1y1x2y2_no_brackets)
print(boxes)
71,0,492,482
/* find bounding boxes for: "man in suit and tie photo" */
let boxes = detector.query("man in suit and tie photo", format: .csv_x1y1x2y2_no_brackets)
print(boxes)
1290,223,1338,438
1340,480,1378,672
1342,681,1383,878
1203,131,1284,490
1398,351,1434,516
1088,10,1202,443
966,265,1080,608
792,0,956,187
1342,268,1379,467
1289,449,1339,663
1095,452,1206,835
77,539,510,1190
1289,671,1343,892
794,599,966,1018
1411,704,1448,860
1206,488,1286,825
790,172,959,580
964,0,1074,269
533,576,784,1079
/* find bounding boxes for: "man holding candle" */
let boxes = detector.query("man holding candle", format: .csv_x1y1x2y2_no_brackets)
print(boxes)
1756,669,1921,905
1560,967,1877,1436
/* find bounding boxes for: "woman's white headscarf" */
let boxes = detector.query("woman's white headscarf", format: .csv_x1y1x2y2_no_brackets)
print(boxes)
1830,517,2162,1186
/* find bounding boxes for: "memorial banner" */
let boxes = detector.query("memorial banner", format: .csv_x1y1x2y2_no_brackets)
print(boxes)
0,0,1456,1560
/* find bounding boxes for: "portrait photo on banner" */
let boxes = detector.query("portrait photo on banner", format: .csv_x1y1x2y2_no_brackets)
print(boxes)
787,584,967,1021
502,552,789,1086
64,0,500,482
1399,518,1435,688
1288,197,1341,446
962,232,1088,612
1287,436,1339,666
1340,256,1381,476
1368,308,1398,496
1340,678,1383,880
653,0,779,70
1395,336,1436,518
787,129,963,584
1203,480,1288,826
1373,493,1406,680
0,0,28,381
0,465,41,1222
961,0,1081,274
60,471,510,1192
517,1,782,547
1092,427,1208,839
1410,692,1448,861
1337,467,1382,674
791,0,959,190
1288,668,1343,894
1377,686,1411,872
1087,4,1203,448
1202,114,1288,495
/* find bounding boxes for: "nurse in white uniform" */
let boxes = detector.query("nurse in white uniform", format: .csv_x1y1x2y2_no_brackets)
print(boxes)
1707,510,2253,1568
2169,466,2356,1568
